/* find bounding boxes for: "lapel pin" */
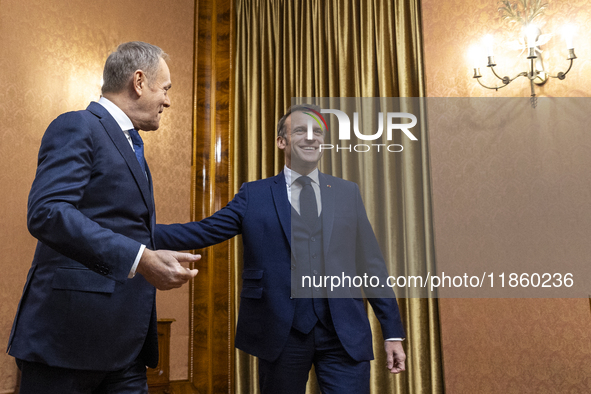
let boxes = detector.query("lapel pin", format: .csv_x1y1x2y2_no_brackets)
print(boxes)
327,185,331,188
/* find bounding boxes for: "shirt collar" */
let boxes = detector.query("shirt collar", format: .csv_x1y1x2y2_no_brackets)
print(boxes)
284,165,319,186
98,96,135,131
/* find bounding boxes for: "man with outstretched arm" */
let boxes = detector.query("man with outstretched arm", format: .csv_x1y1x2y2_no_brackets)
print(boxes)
156,104,406,394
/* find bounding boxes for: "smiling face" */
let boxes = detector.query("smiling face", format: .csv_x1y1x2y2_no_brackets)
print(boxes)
276,111,325,175
131,57,172,131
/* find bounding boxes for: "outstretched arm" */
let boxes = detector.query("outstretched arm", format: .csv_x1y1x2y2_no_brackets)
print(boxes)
155,183,249,251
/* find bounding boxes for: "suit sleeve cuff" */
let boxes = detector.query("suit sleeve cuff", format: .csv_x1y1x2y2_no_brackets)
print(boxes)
385,338,405,341
128,244,145,278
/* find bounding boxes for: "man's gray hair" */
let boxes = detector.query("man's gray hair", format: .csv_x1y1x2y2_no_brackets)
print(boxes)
101,41,167,95
277,104,323,138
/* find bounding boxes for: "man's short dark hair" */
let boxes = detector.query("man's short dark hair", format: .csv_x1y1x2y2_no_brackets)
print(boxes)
277,104,323,138
102,41,167,95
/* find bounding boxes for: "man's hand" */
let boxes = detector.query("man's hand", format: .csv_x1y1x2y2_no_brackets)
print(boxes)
136,249,200,290
384,340,406,374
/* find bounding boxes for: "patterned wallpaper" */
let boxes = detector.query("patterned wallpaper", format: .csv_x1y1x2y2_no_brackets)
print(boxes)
427,97,591,392
0,0,194,390
422,0,591,392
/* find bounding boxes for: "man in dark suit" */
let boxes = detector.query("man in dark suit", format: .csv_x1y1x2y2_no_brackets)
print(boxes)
7,42,199,393
156,105,406,393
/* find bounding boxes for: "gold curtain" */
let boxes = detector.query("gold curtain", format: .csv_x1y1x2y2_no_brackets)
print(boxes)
232,0,442,393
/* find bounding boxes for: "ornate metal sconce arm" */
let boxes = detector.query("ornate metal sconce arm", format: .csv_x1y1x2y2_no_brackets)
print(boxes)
489,65,528,84
475,75,510,91
549,50,576,80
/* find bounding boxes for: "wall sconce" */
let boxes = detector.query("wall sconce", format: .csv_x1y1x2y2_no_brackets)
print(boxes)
471,0,577,108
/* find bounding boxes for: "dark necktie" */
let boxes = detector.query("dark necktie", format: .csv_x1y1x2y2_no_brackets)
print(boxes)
128,129,146,175
296,175,318,228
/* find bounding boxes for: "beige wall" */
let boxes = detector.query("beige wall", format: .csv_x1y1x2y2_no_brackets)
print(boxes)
422,0,591,392
0,0,194,391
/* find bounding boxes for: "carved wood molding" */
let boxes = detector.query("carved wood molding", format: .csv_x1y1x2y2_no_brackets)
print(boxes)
148,319,175,393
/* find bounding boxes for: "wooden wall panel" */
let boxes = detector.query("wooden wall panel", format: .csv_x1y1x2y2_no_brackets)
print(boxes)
191,0,235,392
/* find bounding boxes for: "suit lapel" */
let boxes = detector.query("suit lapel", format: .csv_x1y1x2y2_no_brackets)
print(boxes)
319,172,335,258
87,102,155,222
146,163,156,248
271,172,291,247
